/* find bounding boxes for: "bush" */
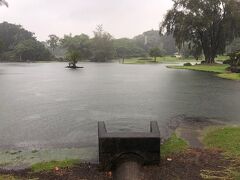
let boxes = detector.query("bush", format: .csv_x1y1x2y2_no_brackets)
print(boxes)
230,66,240,73
183,62,192,66
223,59,231,64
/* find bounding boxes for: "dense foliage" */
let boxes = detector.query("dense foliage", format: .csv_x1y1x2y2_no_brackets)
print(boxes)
0,21,178,62
47,34,59,53
161,0,240,63
47,29,178,62
0,22,51,61
61,33,92,67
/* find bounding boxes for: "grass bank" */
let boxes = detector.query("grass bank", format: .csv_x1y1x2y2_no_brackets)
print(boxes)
168,64,240,81
123,56,196,64
1,126,240,179
122,55,228,65
31,159,79,173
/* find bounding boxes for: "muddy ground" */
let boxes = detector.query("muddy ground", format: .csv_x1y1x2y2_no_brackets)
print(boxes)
0,148,233,180
1,117,237,179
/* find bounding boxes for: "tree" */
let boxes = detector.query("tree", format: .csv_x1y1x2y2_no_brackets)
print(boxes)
160,0,240,64
61,34,91,67
0,22,34,52
66,50,81,68
149,47,162,62
47,34,59,52
0,0,8,7
113,38,147,57
61,34,91,59
226,38,240,54
116,47,130,63
0,22,51,61
14,39,51,61
91,25,115,62
180,42,202,60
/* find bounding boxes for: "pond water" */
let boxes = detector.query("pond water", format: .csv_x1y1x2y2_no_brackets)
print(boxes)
0,62,240,161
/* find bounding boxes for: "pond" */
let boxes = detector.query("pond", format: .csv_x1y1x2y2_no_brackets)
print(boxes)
0,62,240,162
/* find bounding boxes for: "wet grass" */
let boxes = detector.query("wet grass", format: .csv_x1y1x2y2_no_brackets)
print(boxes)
168,64,229,73
203,126,240,157
0,175,18,180
123,56,197,64
215,55,229,62
168,64,240,80
202,126,240,179
217,73,240,81
31,159,79,172
161,134,188,158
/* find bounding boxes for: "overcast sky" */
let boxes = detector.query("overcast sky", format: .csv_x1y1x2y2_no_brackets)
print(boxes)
0,0,173,41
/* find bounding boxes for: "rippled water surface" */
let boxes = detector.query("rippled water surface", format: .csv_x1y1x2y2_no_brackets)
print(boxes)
0,62,240,153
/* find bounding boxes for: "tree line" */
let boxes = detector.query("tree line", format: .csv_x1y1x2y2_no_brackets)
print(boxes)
1,0,240,64
0,22,176,63
47,26,177,65
0,22,51,61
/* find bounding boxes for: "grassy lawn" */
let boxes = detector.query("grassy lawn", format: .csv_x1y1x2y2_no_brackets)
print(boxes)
217,73,240,80
202,126,240,179
215,55,229,62
168,64,240,80
0,175,18,180
161,134,188,158
168,64,228,73
123,56,196,64
31,159,79,172
203,126,240,157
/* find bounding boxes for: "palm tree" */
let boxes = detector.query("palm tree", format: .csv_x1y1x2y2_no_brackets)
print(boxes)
0,0,8,7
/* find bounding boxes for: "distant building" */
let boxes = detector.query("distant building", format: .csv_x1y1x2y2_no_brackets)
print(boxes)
144,36,148,45
174,52,182,58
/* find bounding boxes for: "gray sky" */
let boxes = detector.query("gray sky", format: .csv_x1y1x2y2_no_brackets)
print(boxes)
0,0,173,41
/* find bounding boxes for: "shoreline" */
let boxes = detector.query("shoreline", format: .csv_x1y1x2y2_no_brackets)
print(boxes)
0,123,239,179
167,64,240,81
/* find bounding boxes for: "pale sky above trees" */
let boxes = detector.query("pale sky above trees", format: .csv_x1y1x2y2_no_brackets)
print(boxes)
0,0,173,41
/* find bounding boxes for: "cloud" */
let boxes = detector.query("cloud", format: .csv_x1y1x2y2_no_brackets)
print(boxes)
0,0,173,41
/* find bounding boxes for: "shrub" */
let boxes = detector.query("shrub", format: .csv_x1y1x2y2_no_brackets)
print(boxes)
183,62,192,66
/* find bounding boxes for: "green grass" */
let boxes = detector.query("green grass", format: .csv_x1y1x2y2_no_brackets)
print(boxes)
217,73,240,80
31,159,79,172
202,126,240,179
0,175,17,180
169,64,240,80
123,56,196,64
215,55,229,62
168,64,229,73
123,58,154,64
161,134,188,158
203,126,240,157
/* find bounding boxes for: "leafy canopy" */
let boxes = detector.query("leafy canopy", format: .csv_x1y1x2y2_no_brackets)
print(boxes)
0,0,8,7
161,0,240,63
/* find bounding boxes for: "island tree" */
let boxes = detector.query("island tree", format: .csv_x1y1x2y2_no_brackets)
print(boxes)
66,50,81,68
160,0,240,63
61,34,91,68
